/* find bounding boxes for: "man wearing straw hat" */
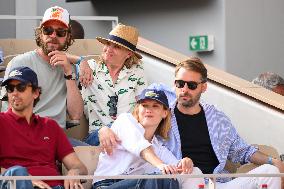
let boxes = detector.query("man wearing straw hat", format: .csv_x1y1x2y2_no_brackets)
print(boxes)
0,6,83,129
75,23,147,145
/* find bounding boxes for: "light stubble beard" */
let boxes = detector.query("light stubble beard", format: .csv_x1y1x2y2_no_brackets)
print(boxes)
11,101,26,112
40,38,66,55
178,91,202,108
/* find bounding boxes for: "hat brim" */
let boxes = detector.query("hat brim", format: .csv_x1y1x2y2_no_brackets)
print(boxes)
41,19,69,28
1,77,29,86
137,97,169,109
96,37,142,59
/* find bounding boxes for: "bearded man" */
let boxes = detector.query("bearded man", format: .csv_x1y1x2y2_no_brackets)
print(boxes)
1,6,83,128
163,57,284,188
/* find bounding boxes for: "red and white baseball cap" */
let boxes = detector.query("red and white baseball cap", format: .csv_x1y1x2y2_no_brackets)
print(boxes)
41,6,70,28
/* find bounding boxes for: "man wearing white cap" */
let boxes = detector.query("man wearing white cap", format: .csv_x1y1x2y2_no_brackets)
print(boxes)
1,6,83,128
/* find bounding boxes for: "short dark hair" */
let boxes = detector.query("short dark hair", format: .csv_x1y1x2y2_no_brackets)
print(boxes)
175,57,207,82
32,86,42,107
70,20,85,39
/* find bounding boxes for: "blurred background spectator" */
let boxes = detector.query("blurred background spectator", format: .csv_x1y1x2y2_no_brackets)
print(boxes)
252,72,284,96
70,20,85,39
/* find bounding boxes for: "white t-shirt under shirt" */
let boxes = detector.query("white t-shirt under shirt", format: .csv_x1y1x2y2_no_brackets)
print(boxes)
93,113,179,184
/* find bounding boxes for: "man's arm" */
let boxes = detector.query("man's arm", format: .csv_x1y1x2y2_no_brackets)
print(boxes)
250,151,284,171
65,53,93,87
62,152,87,175
250,151,284,189
62,54,84,120
62,152,88,189
48,51,83,120
66,79,83,120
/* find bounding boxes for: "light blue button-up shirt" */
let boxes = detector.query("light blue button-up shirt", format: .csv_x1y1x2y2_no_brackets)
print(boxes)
148,83,258,182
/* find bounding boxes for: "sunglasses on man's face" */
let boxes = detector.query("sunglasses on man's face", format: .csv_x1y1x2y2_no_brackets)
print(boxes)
175,80,205,90
42,26,68,37
5,83,32,93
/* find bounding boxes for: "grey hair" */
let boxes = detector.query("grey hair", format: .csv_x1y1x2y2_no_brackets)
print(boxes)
252,72,284,90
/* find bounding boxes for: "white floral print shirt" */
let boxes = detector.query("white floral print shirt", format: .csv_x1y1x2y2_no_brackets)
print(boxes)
81,59,147,132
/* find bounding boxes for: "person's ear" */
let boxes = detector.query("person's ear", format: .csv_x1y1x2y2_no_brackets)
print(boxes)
126,51,133,59
33,89,40,100
162,108,168,119
201,82,207,93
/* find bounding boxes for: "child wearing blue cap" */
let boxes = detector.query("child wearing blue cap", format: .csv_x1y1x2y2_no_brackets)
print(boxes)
92,89,204,189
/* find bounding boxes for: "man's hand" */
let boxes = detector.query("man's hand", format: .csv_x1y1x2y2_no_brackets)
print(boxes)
64,169,84,189
79,60,93,87
48,51,73,74
99,126,121,155
32,180,52,189
157,163,178,175
273,158,284,172
272,159,284,189
177,157,194,174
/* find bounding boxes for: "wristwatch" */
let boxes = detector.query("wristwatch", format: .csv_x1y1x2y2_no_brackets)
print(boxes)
64,72,76,80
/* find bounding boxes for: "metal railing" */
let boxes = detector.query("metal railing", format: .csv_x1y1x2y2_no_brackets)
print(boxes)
1,173,284,189
0,15,118,29
0,15,118,39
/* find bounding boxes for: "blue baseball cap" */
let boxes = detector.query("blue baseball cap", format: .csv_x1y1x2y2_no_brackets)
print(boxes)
137,89,169,108
1,66,38,87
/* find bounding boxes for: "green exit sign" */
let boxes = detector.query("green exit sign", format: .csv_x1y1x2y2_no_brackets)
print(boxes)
189,35,214,52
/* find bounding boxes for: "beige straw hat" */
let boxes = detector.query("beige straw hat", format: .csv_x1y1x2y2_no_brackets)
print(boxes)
96,23,142,59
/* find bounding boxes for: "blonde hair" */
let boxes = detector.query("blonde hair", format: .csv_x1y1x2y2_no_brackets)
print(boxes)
132,103,171,140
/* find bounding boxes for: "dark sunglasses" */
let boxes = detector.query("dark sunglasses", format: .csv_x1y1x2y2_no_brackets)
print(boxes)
5,83,32,93
175,80,205,90
42,26,68,37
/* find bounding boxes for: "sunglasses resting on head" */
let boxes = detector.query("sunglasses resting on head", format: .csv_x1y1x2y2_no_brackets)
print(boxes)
175,80,206,90
5,83,32,93
42,26,68,37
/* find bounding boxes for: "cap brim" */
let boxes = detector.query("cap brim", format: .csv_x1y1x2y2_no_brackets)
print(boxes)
1,77,29,86
137,97,168,109
41,19,69,28
96,37,142,59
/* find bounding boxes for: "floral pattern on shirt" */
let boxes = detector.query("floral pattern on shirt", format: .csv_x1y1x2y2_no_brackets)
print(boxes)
81,60,147,132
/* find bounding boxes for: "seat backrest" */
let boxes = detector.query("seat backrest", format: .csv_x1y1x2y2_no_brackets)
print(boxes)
63,146,101,189
65,115,89,140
